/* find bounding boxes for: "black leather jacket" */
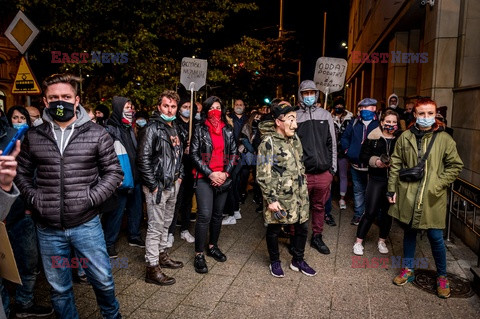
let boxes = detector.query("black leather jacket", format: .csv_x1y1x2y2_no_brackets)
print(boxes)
137,112,184,192
191,123,237,177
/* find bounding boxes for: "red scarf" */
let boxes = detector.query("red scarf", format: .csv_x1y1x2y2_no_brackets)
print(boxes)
205,109,224,135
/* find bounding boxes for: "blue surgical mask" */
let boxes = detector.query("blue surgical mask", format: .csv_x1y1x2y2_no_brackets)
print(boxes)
180,110,190,118
303,95,316,107
136,119,147,127
360,110,375,121
13,123,27,130
160,114,176,122
416,117,435,128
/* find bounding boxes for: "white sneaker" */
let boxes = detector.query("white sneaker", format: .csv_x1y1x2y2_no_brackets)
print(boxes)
222,215,237,225
233,210,242,220
339,199,347,210
180,230,195,243
378,241,389,254
353,242,364,256
166,233,174,248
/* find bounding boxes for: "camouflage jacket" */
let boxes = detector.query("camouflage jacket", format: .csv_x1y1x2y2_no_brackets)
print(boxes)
256,121,309,224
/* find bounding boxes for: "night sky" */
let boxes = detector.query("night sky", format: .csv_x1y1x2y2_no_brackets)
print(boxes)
226,0,350,80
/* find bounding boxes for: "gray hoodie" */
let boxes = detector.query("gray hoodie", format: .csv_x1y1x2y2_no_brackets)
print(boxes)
42,104,92,155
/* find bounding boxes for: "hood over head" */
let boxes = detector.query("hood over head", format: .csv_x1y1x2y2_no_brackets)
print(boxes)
298,80,319,108
110,96,130,125
388,93,399,106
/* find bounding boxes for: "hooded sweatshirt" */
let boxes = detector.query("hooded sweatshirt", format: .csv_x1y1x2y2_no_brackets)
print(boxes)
42,103,92,155
106,96,139,183
296,80,337,174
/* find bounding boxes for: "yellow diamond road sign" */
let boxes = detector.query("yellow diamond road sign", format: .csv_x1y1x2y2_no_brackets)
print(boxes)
4,11,39,54
12,57,41,95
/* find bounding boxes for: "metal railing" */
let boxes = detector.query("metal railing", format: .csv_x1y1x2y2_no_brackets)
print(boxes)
447,178,480,267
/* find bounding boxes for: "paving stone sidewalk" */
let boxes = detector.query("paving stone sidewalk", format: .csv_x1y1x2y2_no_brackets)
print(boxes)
30,196,480,318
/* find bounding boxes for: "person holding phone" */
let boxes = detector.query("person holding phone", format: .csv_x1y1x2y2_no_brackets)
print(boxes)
387,98,463,299
256,100,315,278
352,110,400,256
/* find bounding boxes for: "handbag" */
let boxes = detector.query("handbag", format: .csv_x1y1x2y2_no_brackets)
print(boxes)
398,133,437,182
213,177,232,194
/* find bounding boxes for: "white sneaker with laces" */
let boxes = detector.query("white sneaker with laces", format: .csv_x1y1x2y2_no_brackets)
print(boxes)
353,242,364,256
233,210,242,220
222,215,237,225
339,199,347,210
166,233,174,248
378,241,389,254
180,230,195,243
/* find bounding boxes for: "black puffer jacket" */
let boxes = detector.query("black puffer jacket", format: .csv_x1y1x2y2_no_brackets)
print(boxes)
15,107,123,229
190,123,237,177
137,111,184,192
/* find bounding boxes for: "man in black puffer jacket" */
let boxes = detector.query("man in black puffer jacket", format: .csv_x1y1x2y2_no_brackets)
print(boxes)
15,74,123,319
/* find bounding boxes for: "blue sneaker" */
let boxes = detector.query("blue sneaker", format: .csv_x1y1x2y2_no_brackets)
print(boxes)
269,261,285,278
290,259,317,276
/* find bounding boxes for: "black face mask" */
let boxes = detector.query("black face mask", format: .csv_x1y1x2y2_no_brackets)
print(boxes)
252,119,260,128
334,108,344,115
47,100,75,122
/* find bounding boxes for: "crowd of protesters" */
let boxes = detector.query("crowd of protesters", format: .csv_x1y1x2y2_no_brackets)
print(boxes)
0,73,463,318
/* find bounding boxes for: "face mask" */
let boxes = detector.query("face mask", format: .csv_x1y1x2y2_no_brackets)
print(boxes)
123,110,133,122
303,95,316,106
334,108,344,115
360,110,375,121
160,114,176,122
47,100,75,122
180,110,190,118
383,124,397,134
195,113,201,120
234,107,244,115
252,119,260,128
136,119,147,127
389,104,397,109
33,118,43,127
13,123,27,129
416,117,435,128
208,109,222,120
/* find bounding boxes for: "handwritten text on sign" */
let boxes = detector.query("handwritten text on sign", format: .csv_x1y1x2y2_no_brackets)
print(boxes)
180,58,208,91
314,57,347,94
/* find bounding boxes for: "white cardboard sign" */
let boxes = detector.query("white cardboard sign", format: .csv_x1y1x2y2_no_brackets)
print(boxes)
314,57,347,94
180,58,208,91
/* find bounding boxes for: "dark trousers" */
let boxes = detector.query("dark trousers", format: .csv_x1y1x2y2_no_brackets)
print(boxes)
194,179,229,253
266,221,308,262
307,171,333,236
169,173,194,233
356,178,392,239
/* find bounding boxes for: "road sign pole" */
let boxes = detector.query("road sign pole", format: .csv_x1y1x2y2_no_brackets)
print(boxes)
25,52,30,106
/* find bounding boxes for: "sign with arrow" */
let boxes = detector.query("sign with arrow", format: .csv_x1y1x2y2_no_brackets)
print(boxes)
12,56,41,95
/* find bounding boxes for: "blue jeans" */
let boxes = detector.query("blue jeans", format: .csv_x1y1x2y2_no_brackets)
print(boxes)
6,215,38,308
103,184,143,248
37,216,120,319
351,168,368,218
403,227,446,276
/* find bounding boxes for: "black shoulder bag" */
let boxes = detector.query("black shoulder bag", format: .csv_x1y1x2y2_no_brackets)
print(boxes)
398,132,437,182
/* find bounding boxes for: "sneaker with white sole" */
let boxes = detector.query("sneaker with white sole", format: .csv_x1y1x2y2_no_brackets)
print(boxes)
166,233,174,248
353,242,364,255
222,215,237,225
339,199,347,210
233,210,242,220
180,230,195,243
378,241,388,254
